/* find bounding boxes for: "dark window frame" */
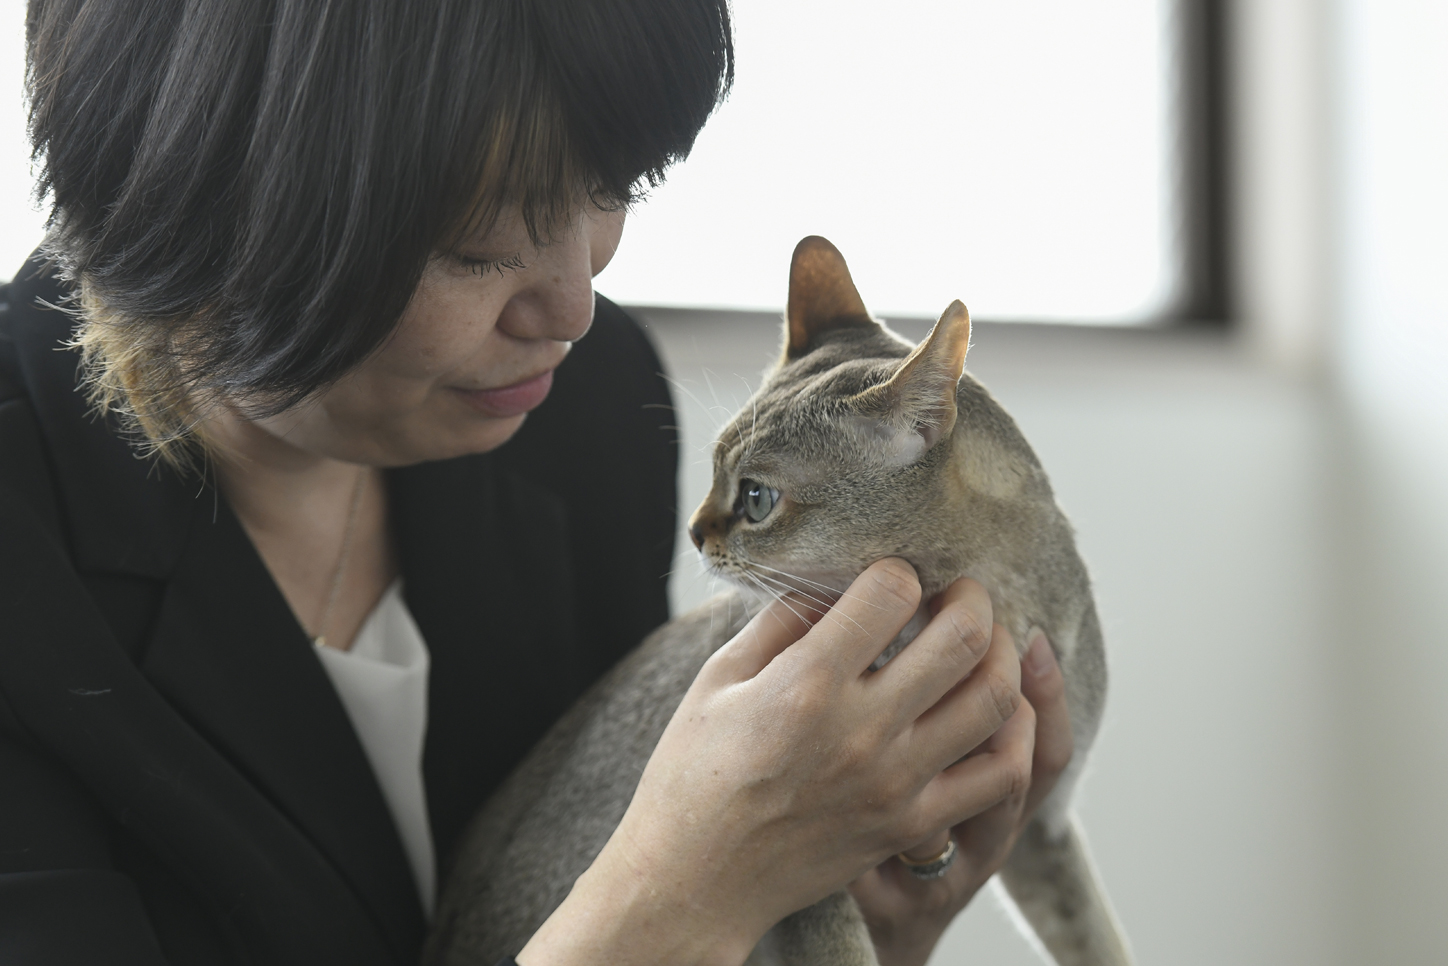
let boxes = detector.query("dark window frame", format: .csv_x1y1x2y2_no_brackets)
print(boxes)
1171,0,1233,326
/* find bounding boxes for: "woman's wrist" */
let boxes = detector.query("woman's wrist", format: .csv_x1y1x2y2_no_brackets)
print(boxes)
516,836,761,966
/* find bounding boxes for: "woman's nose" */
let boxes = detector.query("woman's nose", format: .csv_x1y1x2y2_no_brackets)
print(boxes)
495,240,597,344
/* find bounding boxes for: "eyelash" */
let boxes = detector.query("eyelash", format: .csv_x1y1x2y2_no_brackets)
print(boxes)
459,253,527,277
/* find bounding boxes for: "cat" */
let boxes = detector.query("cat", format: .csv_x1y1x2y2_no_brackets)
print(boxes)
424,236,1133,966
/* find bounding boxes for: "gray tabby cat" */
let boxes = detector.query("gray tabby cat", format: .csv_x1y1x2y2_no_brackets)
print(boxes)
425,237,1132,966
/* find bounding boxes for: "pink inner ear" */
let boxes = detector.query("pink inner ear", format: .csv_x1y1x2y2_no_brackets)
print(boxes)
869,301,970,440
842,415,929,468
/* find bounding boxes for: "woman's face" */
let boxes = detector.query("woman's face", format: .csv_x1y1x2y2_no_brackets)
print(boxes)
246,204,626,467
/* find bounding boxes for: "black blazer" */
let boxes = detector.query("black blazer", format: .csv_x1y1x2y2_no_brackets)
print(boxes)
0,256,678,966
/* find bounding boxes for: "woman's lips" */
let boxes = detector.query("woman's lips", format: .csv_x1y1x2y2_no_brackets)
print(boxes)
451,368,555,418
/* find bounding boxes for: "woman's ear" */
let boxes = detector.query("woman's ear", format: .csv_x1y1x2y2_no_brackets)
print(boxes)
781,236,880,361
845,300,972,465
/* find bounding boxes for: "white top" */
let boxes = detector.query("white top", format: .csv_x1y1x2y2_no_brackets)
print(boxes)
314,579,436,916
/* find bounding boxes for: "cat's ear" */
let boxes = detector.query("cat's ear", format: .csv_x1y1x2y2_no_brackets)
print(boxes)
847,300,972,466
783,236,877,360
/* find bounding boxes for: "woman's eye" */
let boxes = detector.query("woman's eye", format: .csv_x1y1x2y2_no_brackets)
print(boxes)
739,479,780,523
457,253,527,277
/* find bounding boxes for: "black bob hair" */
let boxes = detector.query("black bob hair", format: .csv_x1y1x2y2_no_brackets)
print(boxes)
26,0,732,455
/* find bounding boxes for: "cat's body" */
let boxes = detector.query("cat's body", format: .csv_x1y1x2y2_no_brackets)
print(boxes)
425,239,1132,966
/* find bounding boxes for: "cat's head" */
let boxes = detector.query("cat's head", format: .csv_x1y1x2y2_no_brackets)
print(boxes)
687,236,974,603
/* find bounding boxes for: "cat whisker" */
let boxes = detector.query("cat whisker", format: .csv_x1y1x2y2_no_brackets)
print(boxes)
741,573,834,628
744,561,845,594
748,395,758,459
660,375,726,433
733,375,759,460
746,570,867,642
738,571,787,612
699,369,745,429
741,572,815,633
712,574,722,638
747,561,887,613
701,368,724,414
747,567,868,634
661,545,709,581
746,570,834,618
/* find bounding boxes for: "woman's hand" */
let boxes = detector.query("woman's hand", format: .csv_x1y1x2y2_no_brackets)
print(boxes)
520,559,1032,966
847,623,1076,966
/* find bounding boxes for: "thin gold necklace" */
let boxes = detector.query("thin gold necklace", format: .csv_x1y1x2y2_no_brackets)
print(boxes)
312,467,369,650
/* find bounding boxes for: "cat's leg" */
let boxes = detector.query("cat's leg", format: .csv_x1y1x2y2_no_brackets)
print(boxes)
746,890,879,966
998,787,1133,966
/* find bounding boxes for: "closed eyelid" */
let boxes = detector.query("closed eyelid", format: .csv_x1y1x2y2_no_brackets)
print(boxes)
455,252,528,277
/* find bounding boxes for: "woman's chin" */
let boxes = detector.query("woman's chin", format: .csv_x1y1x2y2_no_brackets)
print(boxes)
411,412,529,464
296,405,531,468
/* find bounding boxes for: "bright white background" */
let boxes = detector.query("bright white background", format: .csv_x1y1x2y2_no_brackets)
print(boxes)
0,0,42,277
598,0,1175,322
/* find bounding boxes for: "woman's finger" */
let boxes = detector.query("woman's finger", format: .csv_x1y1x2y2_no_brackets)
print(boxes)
916,690,1036,832
898,828,952,865
873,578,994,722
909,622,1022,773
1020,627,1074,817
701,592,824,684
949,783,1026,886
789,557,922,677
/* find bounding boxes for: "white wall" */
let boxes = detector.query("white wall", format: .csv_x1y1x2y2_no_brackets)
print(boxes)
1335,1,1448,961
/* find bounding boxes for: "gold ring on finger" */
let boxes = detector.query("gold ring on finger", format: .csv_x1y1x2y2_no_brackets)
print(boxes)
897,837,958,881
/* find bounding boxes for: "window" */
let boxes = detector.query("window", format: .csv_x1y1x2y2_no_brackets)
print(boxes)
598,0,1226,326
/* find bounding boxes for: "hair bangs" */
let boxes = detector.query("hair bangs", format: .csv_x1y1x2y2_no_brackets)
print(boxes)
441,0,734,251
28,0,732,468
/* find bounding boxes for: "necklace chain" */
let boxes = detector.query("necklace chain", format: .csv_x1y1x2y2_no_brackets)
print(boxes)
312,467,369,650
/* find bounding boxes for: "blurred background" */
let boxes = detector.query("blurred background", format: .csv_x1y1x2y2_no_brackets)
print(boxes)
3,1,1445,963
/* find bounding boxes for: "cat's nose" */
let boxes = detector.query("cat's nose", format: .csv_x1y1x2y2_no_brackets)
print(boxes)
688,507,726,550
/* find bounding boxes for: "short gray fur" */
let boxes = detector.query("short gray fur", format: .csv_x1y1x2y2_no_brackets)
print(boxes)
426,298,1132,966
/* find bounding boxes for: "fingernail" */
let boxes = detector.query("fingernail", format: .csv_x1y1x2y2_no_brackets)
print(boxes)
1024,628,1052,677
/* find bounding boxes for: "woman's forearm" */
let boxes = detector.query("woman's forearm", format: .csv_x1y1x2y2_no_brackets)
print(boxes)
516,840,760,966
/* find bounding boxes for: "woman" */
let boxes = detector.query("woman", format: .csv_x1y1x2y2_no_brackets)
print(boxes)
0,1,1074,964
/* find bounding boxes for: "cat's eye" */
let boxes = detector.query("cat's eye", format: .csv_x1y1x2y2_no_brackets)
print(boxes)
739,479,780,523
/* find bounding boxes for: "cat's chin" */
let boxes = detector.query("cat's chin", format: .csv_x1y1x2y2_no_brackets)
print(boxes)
711,561,933,670
707,561,856,609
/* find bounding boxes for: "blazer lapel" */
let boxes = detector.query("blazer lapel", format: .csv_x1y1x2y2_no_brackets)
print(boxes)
0,486,405,966
141,491,427,953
